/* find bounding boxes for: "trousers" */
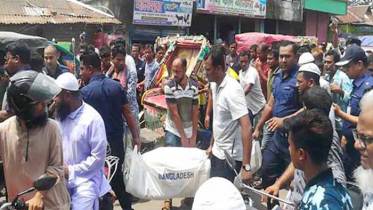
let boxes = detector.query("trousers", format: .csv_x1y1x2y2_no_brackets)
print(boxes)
69,186,98,210
107,134,132,210
210,154,242,183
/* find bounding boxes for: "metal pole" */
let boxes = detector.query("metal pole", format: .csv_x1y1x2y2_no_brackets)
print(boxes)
238,17,242,34
260,19,265,33
276,20,279,34
224,150,296,207
71,38,76,76
214,15,217,43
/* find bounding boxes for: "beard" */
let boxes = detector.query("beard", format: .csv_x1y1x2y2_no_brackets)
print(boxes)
295,88,303,104
17,104,48,130
30,112,48,128
354,166,373,194
23,111,48,130
56,99,71,122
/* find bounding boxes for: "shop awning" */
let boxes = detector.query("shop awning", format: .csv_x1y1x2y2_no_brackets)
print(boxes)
303,0,347,15
0,0,121,25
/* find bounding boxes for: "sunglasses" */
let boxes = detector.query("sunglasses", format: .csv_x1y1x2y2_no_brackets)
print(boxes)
352,129,373,149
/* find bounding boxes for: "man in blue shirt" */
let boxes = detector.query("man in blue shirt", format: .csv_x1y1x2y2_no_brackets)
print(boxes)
324,50,353,137
79,51,140,210
131,44,145,83
284,109,353,210
252,41,302,208
137,44,159,91
43,45,70,79
335,46,373,181
0,41,33,121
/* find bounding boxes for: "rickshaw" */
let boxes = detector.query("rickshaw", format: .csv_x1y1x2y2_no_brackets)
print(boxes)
139,35,211,152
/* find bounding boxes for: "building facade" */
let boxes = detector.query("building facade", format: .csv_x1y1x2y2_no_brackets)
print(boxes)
303,0,348,42
80,0,347,45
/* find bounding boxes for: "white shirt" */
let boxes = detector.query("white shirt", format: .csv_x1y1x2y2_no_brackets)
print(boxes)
57,102,111,199
125,54,137,76
239,66,267,115
320,77,332,95
211,75,248,161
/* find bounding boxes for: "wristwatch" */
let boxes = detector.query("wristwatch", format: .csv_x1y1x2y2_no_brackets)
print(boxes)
242,164,251,172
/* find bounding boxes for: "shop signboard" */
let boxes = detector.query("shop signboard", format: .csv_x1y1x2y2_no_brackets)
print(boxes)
196,0,267,18
196,0,266,18
133,0,193,27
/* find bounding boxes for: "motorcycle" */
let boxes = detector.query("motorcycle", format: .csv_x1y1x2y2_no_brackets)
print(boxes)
224,150,296,209
0,175,58,210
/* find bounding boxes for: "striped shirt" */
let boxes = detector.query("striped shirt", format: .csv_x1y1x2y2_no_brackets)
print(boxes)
164,78,198,138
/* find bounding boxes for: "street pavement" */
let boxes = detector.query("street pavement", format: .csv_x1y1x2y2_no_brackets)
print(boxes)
114,198,186,210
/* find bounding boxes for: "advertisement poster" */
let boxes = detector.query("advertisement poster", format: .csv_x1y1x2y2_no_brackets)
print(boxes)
133,0,193,27
196,0,266,18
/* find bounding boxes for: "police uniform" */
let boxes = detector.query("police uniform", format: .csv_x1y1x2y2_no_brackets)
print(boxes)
335,45,373,181
343,71,373,180
261,66,303,190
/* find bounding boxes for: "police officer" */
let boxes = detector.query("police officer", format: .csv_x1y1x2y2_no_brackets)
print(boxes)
252,41,303,208
334,45,373,181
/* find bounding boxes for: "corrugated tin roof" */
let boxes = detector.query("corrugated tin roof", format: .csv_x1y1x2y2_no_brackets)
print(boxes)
335,5,373,26
0,0,121,25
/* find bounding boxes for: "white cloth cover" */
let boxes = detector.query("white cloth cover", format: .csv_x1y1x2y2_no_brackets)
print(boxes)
124,146,211,200
192,177,246,210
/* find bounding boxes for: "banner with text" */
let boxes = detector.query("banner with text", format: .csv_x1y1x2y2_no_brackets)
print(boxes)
196,0,266,18
133,0,193,27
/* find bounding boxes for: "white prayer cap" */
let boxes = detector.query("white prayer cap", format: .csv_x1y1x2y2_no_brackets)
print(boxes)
299,62,321,76
56,72,79,91
298,52,315,66
192,177,246,210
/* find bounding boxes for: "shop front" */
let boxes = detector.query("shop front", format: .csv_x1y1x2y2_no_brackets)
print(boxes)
194,0,266,44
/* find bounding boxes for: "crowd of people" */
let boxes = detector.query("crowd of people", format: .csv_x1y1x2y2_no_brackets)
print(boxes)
158,31,373,209
0,27,372,210
204,32,373,209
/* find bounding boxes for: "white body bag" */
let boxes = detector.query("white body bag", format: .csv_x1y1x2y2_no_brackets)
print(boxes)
124,146,211,200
